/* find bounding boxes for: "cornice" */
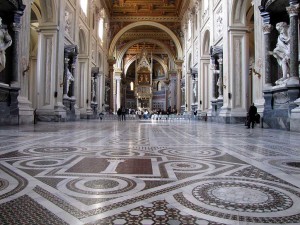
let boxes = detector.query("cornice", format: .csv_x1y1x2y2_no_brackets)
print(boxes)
110,16,180,22
120,32,171,40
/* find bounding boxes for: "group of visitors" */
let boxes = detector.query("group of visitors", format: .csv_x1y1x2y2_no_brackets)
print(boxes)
100,104,261,128
117,106,126,121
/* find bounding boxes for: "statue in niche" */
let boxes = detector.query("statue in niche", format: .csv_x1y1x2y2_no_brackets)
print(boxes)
138,74,144,83
216,76,221,96
271,22,290,85
193,81,197,103
66,68,74,95
144,74,149,83
0,17,12,72
91,78,96,101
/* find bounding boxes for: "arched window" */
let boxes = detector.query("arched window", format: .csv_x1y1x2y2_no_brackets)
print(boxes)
98,18,104,40
130,82,134,91
80,0,88,15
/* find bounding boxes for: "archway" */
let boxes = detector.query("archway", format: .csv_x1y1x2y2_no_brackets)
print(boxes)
229,0,254,115
108,21,183,60
116,38,175,69
201,29,211,111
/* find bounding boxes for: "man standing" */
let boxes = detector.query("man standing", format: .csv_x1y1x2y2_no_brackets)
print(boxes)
121,106,126,121
247,103,257,129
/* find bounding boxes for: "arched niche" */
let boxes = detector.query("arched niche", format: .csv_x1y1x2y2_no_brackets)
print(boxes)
116,38,175,68
202,29,210,56
38,0,57,23
78,29,87,54
230,0,253,26
109,21,183,60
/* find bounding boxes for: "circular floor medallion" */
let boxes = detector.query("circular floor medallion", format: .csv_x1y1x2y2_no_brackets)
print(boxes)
211,187,269,204
192,181,292,213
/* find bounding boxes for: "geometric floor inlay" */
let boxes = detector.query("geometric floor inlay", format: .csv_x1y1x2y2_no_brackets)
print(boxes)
0,120,300,224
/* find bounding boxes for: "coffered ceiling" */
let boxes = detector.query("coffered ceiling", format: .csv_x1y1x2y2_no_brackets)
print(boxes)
105,0,183,18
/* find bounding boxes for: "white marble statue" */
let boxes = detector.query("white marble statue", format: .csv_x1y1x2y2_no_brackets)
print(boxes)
66,68,74,94
271,22,290,85
0,17,12,72
91,78,96,100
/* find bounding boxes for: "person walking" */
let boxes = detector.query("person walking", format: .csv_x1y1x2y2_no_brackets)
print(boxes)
117,107,122,121
247,103,257,129
121,106,126,121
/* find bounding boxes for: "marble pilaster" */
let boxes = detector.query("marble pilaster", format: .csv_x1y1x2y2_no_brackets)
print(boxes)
262,24,273,88
218,57,224,99
211,60,217,100
286,4,300,81
116,76,121,111
186,71,192,113
63,58,69,99
108,58,116,112
175,60,183,113
11,19,22,83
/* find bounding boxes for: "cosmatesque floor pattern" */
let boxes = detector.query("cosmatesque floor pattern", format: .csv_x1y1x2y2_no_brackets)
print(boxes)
0,120,300,225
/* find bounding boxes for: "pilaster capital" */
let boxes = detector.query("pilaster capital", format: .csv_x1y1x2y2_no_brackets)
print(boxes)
175,59,184,67
262,24,273,34
287,4,299,17
107,57,116,65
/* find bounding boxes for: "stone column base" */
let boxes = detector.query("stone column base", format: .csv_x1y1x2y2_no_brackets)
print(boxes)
290,98,300,132
263,84,300,130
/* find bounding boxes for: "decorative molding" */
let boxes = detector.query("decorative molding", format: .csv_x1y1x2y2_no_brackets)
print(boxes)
215,6,223,39
233,38,242,107
111,16,180,22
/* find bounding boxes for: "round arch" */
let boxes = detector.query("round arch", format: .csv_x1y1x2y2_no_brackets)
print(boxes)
38,0,56,23
116,38,175,68
124,55,168,77
31,2,42,22
230,0,252,26
109,21,183,60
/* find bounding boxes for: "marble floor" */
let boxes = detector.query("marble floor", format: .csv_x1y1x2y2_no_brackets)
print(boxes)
0,120,300,225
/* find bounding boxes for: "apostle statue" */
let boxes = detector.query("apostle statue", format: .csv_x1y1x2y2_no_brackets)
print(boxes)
66,68,74,95
271,22,290,85
0,17,12,72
